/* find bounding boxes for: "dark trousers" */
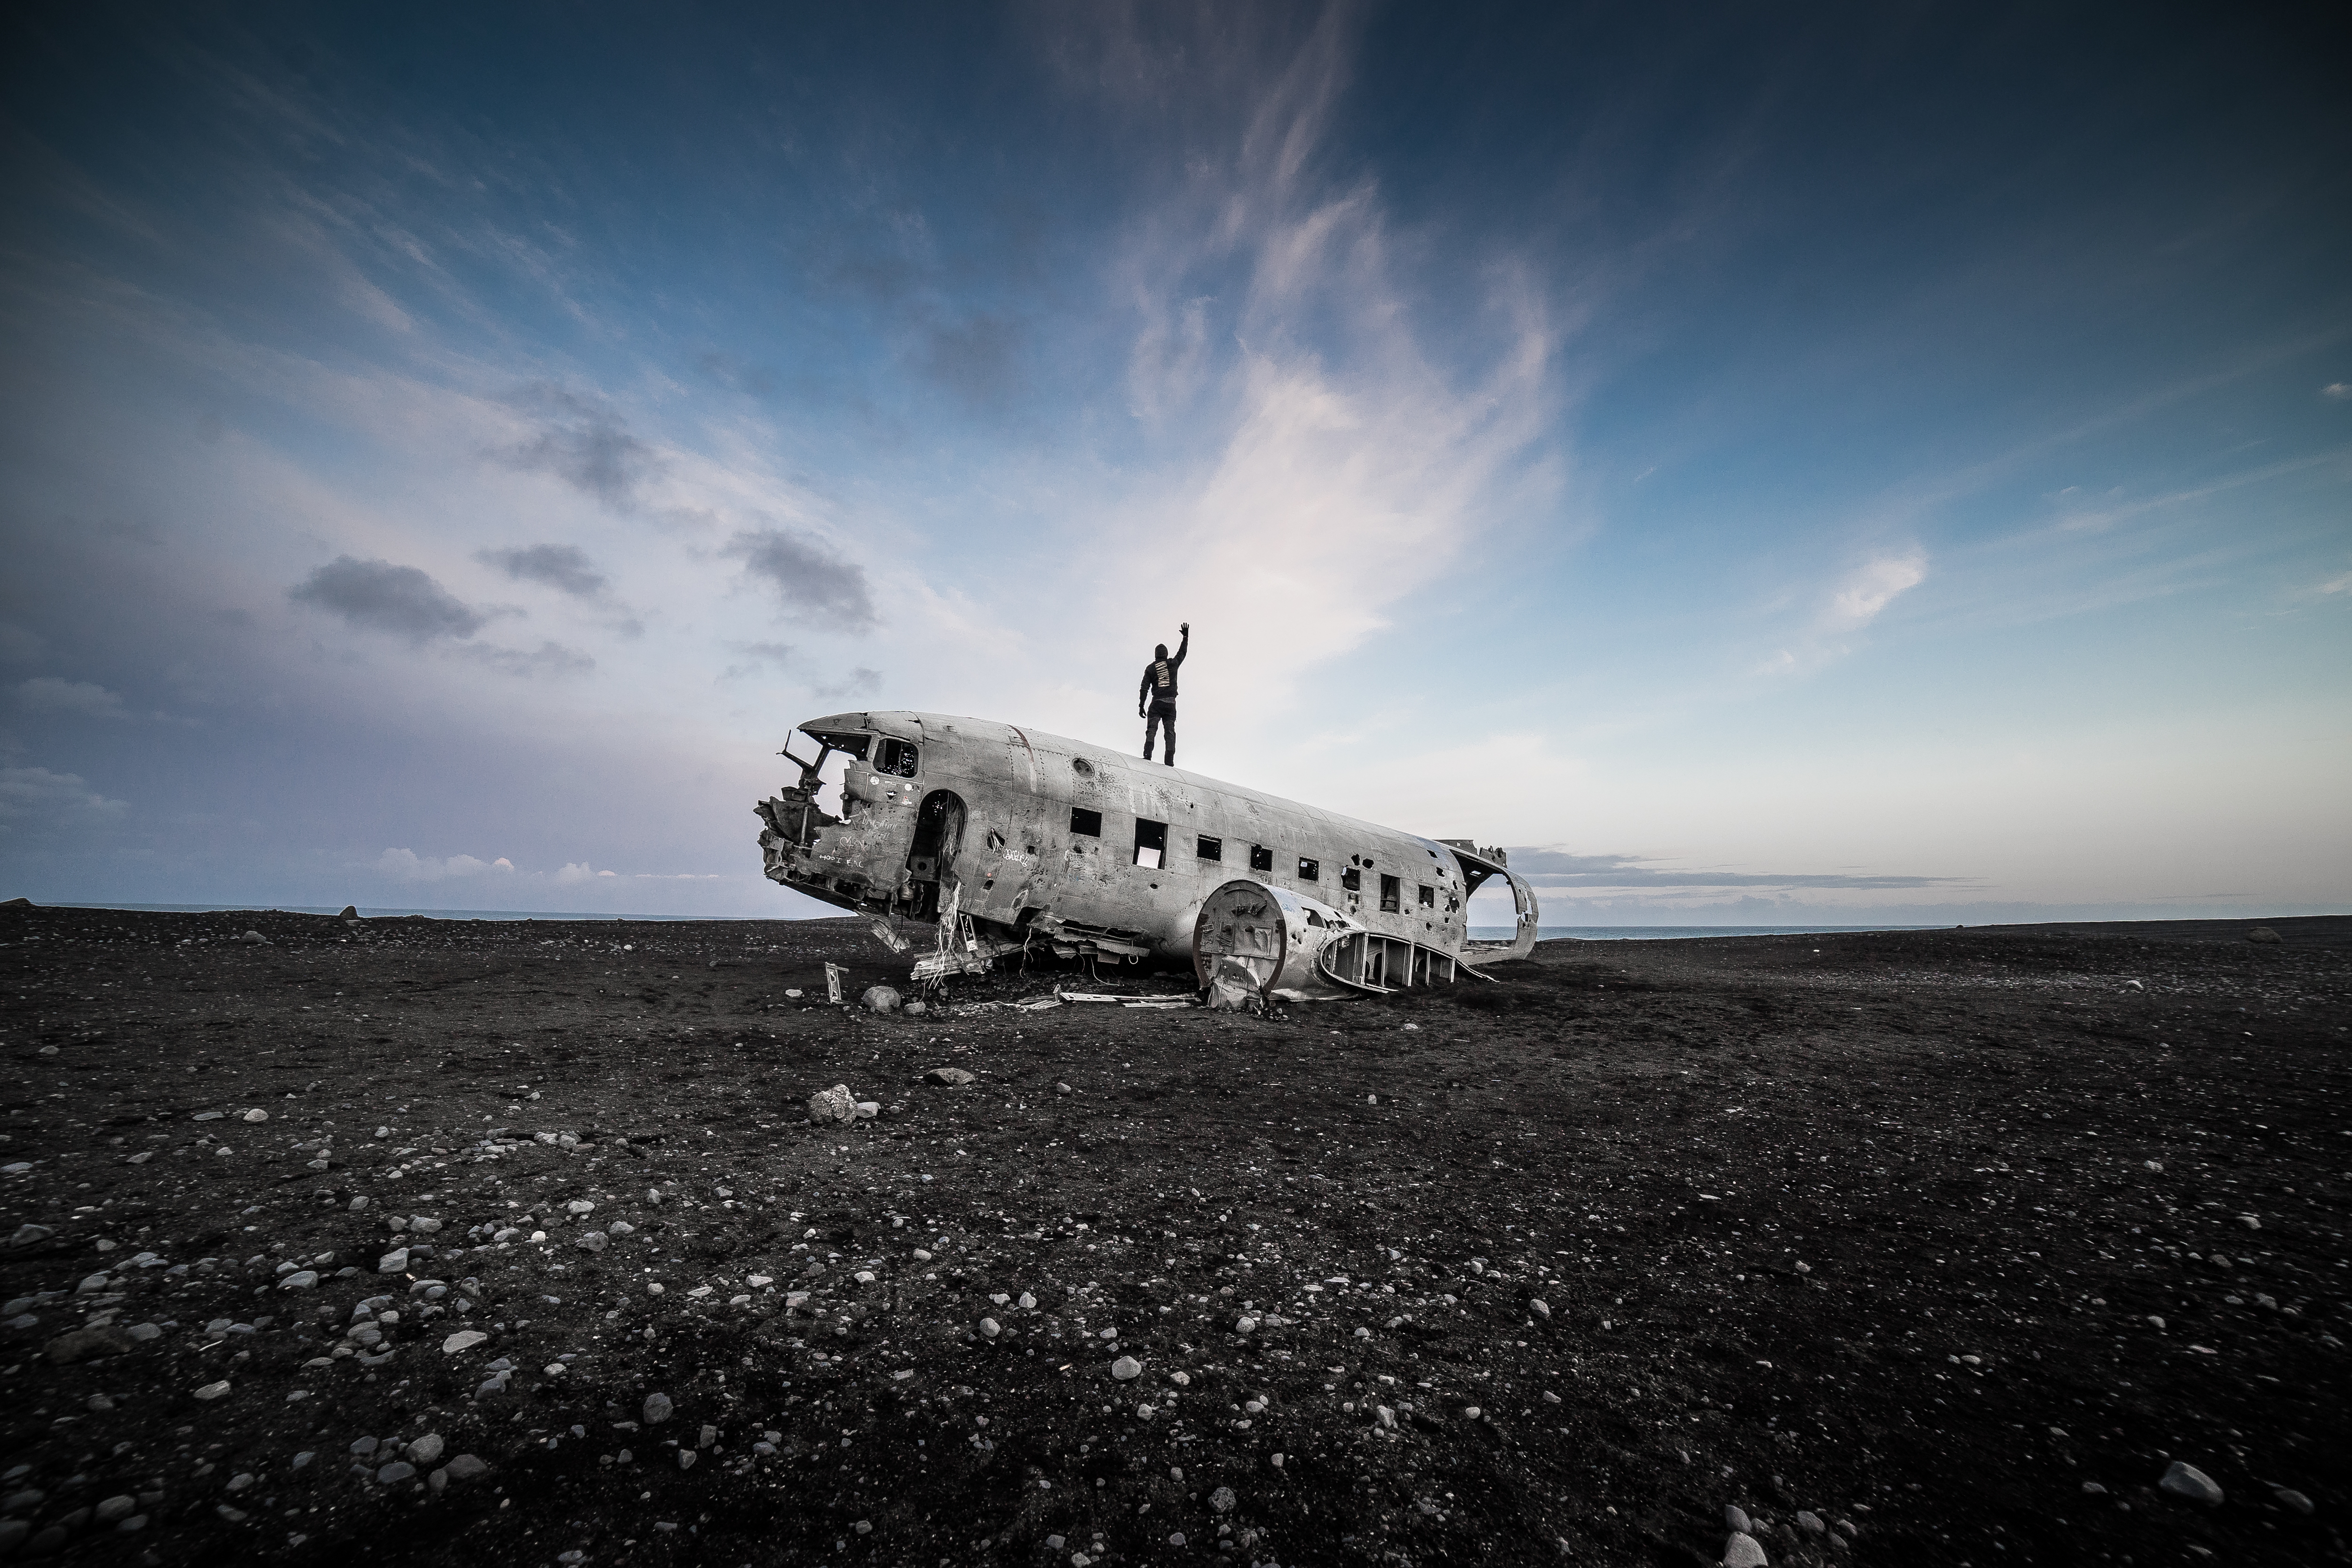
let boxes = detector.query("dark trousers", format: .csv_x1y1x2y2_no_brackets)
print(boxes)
1143,703,1177,765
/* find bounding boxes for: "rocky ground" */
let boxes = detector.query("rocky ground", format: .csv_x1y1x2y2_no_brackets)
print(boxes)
1,902,2347,1568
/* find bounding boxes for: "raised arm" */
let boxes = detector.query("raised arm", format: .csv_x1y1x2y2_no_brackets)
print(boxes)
1172,623,1189,668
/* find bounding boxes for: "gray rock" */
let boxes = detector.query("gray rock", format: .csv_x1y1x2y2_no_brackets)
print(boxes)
376,1461,415,1485
1724,1505,1752,1533
2248,927,2282,944
94,1495,136,1524
278,1270,319,1290
576,1231,608,1254
678,1449,697,1470
1723,1531,1770,1568
860,985,901,1015
2159,1460,2223,1505
407,1433,445,1465
2273,1488,2313,1515
45,1325,132,1363
924,1067,975,1086
1209,1486,1236,1513
1111,1355,1142,1380
805,1085,857,1125
444,1454,490,1482
643,1392,674,1425
978,1317,1000,1338
376,1248,409,1274
1529,1297,1551,1320
351,1436,378,1456
126,1322,161,1341
441,1329,487,1354
1796,1511,1825,1535
6,1224,54,1249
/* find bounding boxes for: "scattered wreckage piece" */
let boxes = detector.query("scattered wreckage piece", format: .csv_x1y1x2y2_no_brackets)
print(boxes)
755,709,1539,1002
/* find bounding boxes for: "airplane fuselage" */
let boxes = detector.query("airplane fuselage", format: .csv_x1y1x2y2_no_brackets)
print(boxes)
755,710,1535,980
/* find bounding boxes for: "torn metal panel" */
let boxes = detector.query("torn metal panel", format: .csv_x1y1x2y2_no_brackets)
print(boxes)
755,709,1538,1000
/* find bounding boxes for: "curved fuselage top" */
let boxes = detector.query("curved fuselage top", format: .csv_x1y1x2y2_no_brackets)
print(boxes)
780,710,1494,960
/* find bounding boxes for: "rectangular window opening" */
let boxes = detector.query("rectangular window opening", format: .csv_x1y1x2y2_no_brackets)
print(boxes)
1196,835,1224,863
1380,874,1402,913
1070,807,1103,838
1249,844,1273,873
1298,857,1320,882
875,738,919,777
1417,884,1435,907
1341,867,1362,892
1134,818,1167,869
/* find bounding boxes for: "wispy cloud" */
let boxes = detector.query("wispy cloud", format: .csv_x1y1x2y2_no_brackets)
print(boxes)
476,543,607,598
1758,549,1926,674
14,677,128,719
456,641,596,678
1502,847,1969,891
0,764,128,828
374,848,516,882
725,527,879,633
289,557,489,643
491,385,662,512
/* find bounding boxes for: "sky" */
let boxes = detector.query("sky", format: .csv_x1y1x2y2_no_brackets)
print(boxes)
2,1,2347,927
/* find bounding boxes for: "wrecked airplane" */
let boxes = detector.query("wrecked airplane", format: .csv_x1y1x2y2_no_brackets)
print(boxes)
755,711,1539,1003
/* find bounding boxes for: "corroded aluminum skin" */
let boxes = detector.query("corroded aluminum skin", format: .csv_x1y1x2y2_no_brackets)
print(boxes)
756,709,1537,969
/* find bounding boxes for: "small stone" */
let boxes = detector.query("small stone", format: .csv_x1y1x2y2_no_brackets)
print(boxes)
610,1221,635,1235
7,1224,55,1249
44,1325,132,1363
1462,1406,1482,1421
1235,1316,1257,1335
577,1231,608,1254
376,1461,415,1484
2247,927,2281,944
1725,1505,1753,1533
278,1270,319,1290
644,1392,674,1424
2082,1482,2107,1496
678,1449,697,1471
442,1329,488,1354
806,1085,857,1125
979,1317,1001,1338
193,1379,230,1401
377,1248,409,1274
1209,1486,1236,1514
1529,1297,1550,1320
2159,1461,2223,1505
860,985,902,1015
1796,1510,1824,1535
243,1108,269,1123
1723,1531,1770,1568
126,1322,160,1342
925,1067,975,1086
407,1433,445,1465
2273,1488,2313,1515
445,1455,490,1482
1168,1534,1187,1548
1111,1356,1141,1380
95,1495,135,1524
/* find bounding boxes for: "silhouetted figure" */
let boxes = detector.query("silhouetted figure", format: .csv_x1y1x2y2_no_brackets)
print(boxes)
1139,622,1188,766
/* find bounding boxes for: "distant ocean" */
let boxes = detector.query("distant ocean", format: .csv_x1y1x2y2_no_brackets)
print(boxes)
1470,924,1946,941
42,902,727,923
42,905,1946,939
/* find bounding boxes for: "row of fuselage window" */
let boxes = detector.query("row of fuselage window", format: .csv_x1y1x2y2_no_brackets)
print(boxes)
1069,806,1436,912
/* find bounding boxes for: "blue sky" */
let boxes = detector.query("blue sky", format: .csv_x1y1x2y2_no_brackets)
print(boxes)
3,1,2346,925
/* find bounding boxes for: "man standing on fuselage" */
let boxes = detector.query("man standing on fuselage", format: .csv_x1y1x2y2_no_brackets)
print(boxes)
1139,622,1189,766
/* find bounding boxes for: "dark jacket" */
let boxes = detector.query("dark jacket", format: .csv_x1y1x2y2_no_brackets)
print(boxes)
1139,629,1188,708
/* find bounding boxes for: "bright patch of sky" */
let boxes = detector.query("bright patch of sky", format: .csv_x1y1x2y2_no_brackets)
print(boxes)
2,3,2346,923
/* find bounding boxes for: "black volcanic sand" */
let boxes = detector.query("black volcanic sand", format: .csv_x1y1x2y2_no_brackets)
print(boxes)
2,904,2348,1568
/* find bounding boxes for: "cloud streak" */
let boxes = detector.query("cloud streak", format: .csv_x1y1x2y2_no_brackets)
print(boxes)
289,557,487,643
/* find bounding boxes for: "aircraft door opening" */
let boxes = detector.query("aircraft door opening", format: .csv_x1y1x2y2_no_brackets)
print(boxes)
906,790,967,922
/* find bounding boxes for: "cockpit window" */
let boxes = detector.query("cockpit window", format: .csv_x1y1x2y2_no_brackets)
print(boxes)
804,730,870,761
876,738,919,777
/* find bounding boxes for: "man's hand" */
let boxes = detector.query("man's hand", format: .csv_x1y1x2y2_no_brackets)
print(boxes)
1179,621,1189,633
1138,705,1146,718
